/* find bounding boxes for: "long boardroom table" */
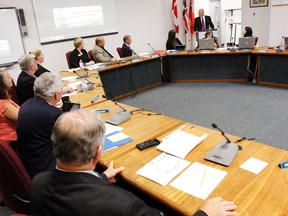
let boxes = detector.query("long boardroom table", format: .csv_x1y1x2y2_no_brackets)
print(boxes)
59,50,288,216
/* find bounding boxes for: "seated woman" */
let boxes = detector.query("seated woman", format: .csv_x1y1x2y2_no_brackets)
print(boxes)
205,30,219,48
243,26,253,37
166,30,183,50
0,69,19,141
30,49,50,77
69,37,95,68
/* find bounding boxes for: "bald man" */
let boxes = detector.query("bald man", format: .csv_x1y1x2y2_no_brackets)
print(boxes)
92,36,118,63
194,8,215,32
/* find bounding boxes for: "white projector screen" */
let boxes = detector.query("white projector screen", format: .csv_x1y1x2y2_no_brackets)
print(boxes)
32,0,118,45
0,8,25,66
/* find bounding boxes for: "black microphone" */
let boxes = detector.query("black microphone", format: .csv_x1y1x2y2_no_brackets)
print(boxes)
102,95,127,112
148,43,157,55
72,70,89,79
212,123,231,143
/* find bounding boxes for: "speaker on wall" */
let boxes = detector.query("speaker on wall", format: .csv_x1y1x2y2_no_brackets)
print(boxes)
17,9,28,36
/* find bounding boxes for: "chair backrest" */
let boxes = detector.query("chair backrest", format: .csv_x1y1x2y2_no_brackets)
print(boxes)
9,80,20,106
116,47,124,58
0,140,31,214
88,50,94,61
255,36,259,45
66,51,72,69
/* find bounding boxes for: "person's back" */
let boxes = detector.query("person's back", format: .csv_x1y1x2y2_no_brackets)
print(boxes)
17,96,62,178
32,170,159,216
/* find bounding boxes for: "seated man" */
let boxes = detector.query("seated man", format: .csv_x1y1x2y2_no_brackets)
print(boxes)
121,35,137,57
31,109,238,216
17,72,64,178
92,36,118,63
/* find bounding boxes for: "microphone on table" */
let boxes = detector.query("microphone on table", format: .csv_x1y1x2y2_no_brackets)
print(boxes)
102,95,131,125
204,123,241,166
72,70,89,79
72,70,94,92
148,43,158,55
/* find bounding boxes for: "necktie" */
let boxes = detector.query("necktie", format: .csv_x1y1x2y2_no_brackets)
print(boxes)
101,47,114,58
201,17,206,30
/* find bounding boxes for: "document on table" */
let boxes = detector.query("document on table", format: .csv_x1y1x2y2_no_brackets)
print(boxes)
157,129,207,158
136,153,191,186
170,162,228,200
105,123,123,136
240,157,268,174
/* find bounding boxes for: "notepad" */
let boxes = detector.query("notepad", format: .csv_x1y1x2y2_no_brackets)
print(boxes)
104,131,132,151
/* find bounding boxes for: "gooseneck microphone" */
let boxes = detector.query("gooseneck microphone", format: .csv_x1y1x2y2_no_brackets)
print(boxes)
212,123,231,143
72,70,89,79
102,95,131,125
204,123,240,166
148,43,157,55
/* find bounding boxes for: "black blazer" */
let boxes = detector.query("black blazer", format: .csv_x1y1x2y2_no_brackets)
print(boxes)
35,64,50,77
16,71,36,105
194,16,215,31
166,38,183,50
69,48,92,68
17,96,62,178
121,43,132,57
31,170,163,216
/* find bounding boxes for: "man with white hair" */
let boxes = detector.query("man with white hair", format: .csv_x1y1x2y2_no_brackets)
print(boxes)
31,109,238,216
17,72,64,178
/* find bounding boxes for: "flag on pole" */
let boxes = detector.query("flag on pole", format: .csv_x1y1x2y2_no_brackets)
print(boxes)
189,0,195,34
171,0,179,34
183,0,189,34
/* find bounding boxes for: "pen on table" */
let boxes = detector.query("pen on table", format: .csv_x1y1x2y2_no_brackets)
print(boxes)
91,95,99,103
200,170,207,187
95,109,110,113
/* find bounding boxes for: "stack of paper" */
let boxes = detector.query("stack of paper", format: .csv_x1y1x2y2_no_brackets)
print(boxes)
157,130,207,158
104,124,132,151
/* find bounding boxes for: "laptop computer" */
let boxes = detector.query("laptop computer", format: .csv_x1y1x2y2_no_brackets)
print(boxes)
238,37,256,50
198,38,214,50
62,101,81,112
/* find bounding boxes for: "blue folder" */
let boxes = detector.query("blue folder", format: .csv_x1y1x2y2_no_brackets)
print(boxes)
104,131,133,151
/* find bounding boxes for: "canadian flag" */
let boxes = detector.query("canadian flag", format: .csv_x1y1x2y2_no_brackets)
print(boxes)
189,0,195,34
183,0,189,34
171,0,179,34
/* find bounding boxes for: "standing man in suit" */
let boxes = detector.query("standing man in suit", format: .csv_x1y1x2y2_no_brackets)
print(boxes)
31,109,238,216
17,72,63,179
194,8,215,32
121,35,138,57
92,36,118,63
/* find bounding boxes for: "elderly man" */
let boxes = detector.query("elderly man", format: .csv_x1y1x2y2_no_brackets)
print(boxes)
121,35,137,57
92,36,118,63
194,8,215,32
17,72,64,178
17,53,38,104
31,110,238,216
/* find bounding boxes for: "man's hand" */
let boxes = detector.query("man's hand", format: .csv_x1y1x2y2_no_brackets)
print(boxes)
103,161,125,183
199,197,238,216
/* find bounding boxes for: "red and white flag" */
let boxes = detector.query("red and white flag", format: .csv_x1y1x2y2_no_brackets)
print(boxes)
183,0,189,34
189,0,195,34
171,0,179,34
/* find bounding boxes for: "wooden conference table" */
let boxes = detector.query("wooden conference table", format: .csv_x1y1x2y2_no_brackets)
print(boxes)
60,54,288,216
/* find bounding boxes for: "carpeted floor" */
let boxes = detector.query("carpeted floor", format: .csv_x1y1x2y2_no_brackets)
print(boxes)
119,82,288,151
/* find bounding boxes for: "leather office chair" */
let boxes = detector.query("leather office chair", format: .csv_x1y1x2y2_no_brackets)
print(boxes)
0,140,31,214
116,47,124,58
88,50,94,61
9,80,20,106
65,51,73,69
255,36,259,45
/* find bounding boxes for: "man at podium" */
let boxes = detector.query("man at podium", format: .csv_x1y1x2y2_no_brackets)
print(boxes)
194,8,215,32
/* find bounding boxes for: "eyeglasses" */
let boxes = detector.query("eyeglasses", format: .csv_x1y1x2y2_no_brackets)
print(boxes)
150,153,179,174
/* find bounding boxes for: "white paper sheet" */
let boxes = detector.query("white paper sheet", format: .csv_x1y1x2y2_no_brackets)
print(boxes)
240,157,268,174
157,130,207,158
62,76,77,82
105,123,123,136
170,162,228,200
136,153,191,186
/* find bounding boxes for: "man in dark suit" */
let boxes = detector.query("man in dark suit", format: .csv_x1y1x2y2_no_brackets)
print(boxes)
121,35,138,57
17,72,63,179
31,109,238,216
194,8,215,32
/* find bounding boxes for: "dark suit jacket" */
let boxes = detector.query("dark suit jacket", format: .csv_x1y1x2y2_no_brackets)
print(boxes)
121,43,132,57
69,48,91,68
166,38,183,50
35,64,50,77
17,96,62,178
31,170,163,216
16,71,36,105
194,16,215,31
